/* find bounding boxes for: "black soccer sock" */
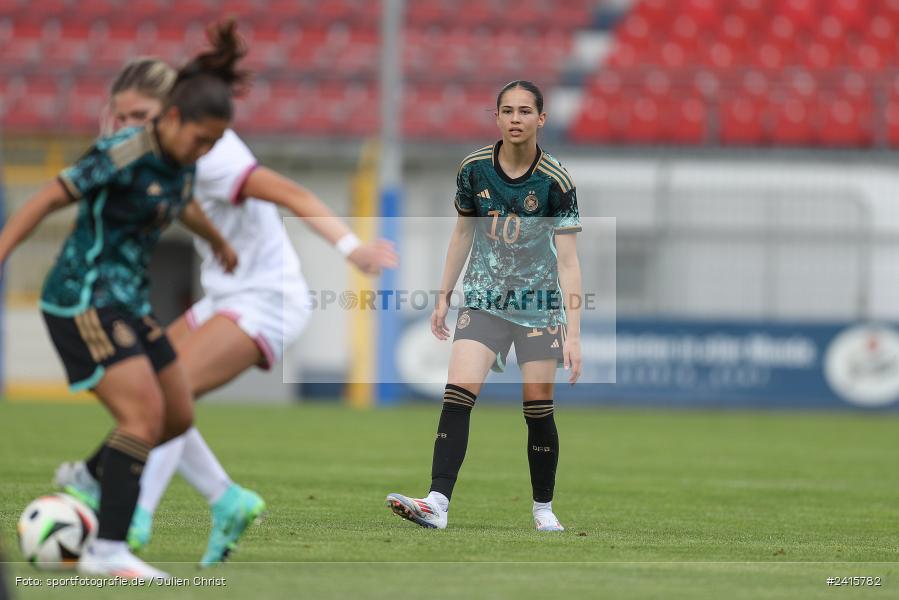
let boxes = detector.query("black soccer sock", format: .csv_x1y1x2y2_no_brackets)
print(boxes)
84,435,110,480
430,384,477,501
96,430,151,541
524,400,559,503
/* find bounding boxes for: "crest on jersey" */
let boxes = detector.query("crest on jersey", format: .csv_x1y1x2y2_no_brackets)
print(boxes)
147,182,162,196
524,191,539,213
457,311,471,330
112,320,137,348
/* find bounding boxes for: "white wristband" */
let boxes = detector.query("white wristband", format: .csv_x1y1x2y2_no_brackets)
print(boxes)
336,233,362,257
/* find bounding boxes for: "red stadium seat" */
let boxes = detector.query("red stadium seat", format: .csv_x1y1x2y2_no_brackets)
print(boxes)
635,0,673,27
0,22,44,67
781,0,817,31
766,15,803,59
784,70,818,104
733,0,770,25
831,0,871,33
607,40,640,69
702,41,738,70
42,22,93,69
570,95,626,143
666,96,708,144
850,43,887,71
754,43,787,71
617,13,651,48
818,97,872,146
143,26,186,63
883,0,899,24
621,95,663,144
720,96,767,145
770,97,817,145
642,70,671,99
1,77,60,132
814,15,848,58
62,79,107,133
864,16,895,52
92,26,141,69
721,14,751,55
671,15,701,54
684,0,719,28
885,98,899,147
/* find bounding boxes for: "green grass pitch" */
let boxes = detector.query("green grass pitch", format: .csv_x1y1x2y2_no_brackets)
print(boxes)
0,401,896,599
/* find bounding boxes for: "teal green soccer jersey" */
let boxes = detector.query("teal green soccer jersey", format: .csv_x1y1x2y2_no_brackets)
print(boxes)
454,141,581,328
41,122,195,318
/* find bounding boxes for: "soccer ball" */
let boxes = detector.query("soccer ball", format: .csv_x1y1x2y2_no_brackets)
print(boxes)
17,493,97,570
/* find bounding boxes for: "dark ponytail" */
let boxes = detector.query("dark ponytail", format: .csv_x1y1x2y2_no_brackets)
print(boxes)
165,19,250,122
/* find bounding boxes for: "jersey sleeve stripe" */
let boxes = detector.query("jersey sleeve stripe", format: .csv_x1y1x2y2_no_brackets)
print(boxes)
537,165,572,193
459,150,493,171
108,130,152,169
58,174,81,201
454,198,476,215
554,225,582,234
538,158,574,191
230,162,259,205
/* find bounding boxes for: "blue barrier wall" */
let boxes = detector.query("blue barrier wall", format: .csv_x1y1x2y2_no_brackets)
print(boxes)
399,318,899,410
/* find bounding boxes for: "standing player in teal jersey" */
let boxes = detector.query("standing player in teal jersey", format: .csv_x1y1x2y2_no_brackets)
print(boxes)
386,81,583,531
0,22,246,579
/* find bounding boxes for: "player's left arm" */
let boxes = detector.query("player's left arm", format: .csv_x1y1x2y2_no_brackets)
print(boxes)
556,230,582,385
179,199,238,273
240,166,398,275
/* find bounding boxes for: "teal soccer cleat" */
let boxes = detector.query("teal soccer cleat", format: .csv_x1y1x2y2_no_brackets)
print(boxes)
53,461,100,512
127,505,154,551
200,484,266,566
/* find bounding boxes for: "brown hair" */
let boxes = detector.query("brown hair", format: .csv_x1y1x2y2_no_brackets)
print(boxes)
164,19,250,122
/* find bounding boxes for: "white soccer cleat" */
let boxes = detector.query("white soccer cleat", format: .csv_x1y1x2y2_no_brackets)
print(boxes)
54,461,100,511
385,493,447,529
78,539,169,581
534,509,565,532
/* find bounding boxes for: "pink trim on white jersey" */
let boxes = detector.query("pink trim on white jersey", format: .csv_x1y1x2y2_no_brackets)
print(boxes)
230,162,259,205
185,308,199,330
213,308,274,370
254,334,275,371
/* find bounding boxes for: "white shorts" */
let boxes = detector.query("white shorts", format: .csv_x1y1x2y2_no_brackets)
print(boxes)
184,283,310,370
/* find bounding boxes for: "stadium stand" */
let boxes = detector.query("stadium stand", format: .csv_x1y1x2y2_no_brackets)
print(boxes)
2,0,895,147
573,0,899,147
0,0,592,139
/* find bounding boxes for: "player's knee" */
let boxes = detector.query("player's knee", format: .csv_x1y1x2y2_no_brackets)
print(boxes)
118,410,163,446
122,388,166,444
163,404,194,441
522,382,553,402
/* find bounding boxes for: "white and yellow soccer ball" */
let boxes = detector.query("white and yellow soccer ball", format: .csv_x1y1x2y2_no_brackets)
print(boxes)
17,493,97,570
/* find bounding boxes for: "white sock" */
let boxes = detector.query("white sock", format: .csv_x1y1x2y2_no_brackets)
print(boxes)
426,491,449,512
533,501,553,514
137,435,186,514
176,427,232,505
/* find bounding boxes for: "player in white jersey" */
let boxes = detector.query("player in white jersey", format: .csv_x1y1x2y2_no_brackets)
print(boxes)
56,57,398,565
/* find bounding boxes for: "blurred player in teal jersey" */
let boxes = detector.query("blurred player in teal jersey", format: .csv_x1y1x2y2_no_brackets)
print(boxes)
57,49,396,567
0,21,245,579
387,80,583,531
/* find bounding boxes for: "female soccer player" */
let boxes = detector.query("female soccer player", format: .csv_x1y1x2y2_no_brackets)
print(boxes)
57,55,398,565
0,22,245,579
386,80,582,531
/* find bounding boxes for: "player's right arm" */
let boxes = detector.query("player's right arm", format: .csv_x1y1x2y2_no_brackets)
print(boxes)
0,180,74,267
0,140,119,271
431,215,475,340
240,166,398,276
432,160,478,340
